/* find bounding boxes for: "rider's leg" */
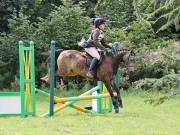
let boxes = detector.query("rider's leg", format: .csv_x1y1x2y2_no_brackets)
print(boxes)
86,57,98,78
85,47,100,78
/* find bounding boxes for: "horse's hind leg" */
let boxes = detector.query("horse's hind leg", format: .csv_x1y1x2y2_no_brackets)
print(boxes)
104,81,119,113
111,80,123,108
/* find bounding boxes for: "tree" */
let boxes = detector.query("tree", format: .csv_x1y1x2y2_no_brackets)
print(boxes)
95,0,136,28
0,1,91,88
73,0,97,17
133,0,180,34
0,12,36,88
0,0,14,32
35,1,91,50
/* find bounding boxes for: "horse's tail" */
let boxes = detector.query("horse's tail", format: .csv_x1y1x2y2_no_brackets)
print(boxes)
55,49,64,61
55,49,64,71
45,49,64,72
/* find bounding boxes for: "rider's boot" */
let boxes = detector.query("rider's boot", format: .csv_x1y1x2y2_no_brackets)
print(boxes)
87,58,98,78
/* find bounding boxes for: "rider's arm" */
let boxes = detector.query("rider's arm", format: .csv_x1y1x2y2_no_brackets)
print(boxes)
101,39,111,49
93,30,106,50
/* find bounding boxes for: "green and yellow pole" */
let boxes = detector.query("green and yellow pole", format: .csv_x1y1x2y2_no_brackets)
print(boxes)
19,41,35,116
43,85,99,116
36,88,92,113
54,92,117,103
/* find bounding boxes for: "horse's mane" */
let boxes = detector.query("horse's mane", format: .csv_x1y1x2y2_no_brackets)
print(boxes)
113,48,135,56
113,48,130,52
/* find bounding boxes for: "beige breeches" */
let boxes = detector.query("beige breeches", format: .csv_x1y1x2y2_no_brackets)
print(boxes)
85,47,100,60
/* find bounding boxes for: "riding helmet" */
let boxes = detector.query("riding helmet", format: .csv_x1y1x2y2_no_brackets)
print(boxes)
94,18,105,28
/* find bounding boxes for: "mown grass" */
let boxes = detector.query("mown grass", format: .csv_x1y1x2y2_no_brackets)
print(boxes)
0,89,180,135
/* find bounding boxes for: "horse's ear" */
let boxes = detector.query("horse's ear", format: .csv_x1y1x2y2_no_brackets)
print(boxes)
121,41,126,49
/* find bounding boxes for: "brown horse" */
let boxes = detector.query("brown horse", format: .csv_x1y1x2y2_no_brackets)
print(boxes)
41,48,135,113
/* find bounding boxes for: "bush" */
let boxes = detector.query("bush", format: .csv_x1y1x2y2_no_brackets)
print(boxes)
0,3,91,89
34,2,91,51
105,27,127,43
0,12,36,88
132,74,180,91
129,42,180,82
125,22,173,49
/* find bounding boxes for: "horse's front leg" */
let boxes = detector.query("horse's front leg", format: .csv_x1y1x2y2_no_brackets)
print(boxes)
111,80,123,108
104,81,119,113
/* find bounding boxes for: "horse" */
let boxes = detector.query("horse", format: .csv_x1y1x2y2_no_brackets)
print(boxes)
41,48,135,113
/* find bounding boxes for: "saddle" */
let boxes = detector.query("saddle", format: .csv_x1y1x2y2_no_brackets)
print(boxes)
81,51,103,66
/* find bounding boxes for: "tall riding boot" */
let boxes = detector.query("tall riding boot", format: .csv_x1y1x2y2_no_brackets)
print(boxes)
87,58,99,78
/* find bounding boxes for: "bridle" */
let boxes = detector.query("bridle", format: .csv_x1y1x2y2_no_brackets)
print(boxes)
112,49,135,73
124,51,135,74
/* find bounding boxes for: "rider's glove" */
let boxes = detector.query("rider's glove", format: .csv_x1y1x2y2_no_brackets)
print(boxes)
105,48,112,53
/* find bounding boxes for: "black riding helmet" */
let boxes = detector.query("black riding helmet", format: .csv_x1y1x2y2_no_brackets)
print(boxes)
94,18,105,28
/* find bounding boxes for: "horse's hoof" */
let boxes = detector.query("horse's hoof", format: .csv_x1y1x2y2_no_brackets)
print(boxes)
114,104,119,113
118,102,123,108
118,99,123,108
115,108,119,113
119,104,123,108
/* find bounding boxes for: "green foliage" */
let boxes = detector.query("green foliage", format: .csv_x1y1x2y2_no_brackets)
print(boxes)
0,12,36,88
104,22,172,50
0,0,40,32
0,2,91,88
32,3,91,88
31,0,62,20
130,42,179,82
0,0,15,32
0,0,178,91
133,0,180,34
95,0,136,28
105,28,127,43
0,72,13,89
133,73,180,91
34,2,91,50
126,22,155,48
74,0,97,17
125,22,173,49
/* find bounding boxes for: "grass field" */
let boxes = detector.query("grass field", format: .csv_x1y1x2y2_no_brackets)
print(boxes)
0,90,179,135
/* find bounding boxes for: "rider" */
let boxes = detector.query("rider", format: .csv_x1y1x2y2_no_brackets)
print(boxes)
85,18,111,78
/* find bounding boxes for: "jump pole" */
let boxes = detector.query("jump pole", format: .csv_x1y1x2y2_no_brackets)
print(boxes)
19,41,36,116
36,88,115,104
0,41,36,116
43,41,98,116
49,41,55,116
54,92,117,103
42,41,116,116
43,85,100,116
36,88,92,113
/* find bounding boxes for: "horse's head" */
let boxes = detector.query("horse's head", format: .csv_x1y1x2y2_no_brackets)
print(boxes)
123,50,135,75
113,49,135,75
